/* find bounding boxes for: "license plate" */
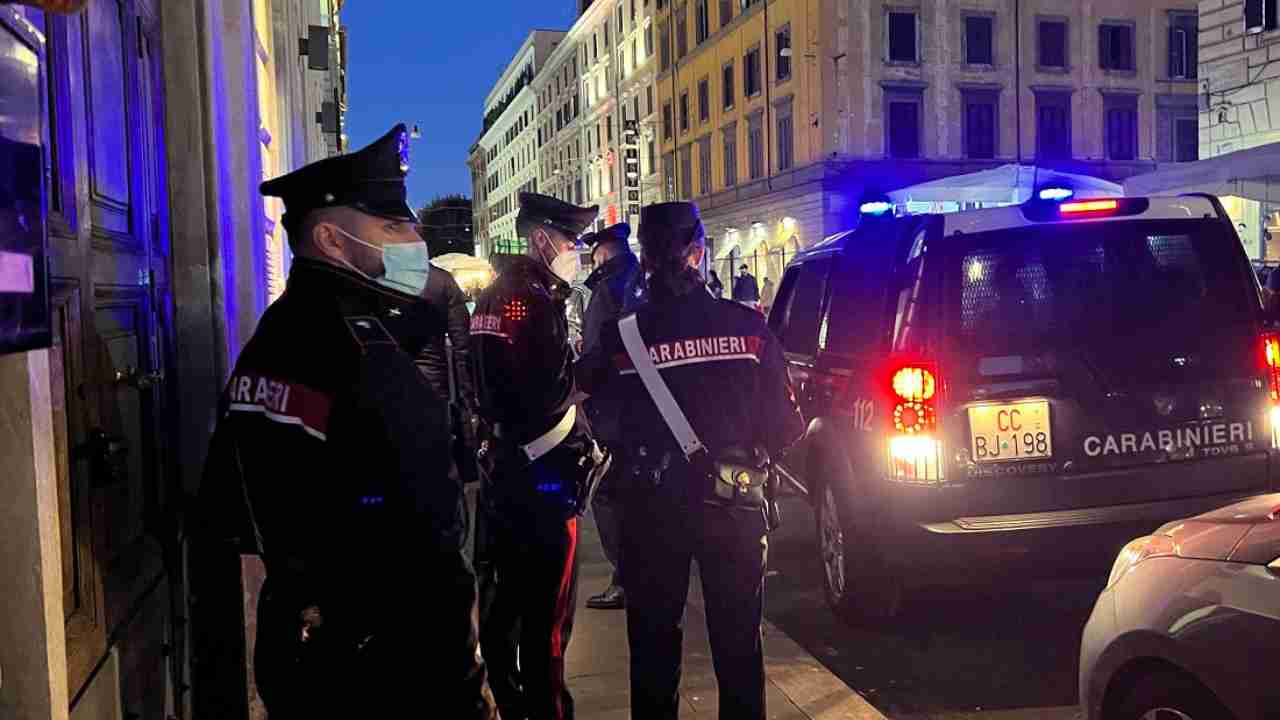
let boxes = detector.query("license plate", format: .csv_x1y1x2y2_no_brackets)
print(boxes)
968,401,1052,463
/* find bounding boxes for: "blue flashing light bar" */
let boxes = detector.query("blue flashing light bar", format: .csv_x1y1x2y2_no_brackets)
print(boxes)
860,201,893,216
1038,187,1075,201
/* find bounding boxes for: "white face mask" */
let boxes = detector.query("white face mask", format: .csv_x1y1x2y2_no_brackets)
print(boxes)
334,226,431,295
550,251,579,283
537,231,579,283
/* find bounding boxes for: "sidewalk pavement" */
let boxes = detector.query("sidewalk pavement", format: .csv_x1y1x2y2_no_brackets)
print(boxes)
566,510,889,720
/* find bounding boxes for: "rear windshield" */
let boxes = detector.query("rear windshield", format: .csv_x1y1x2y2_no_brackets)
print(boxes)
942,219,1256,356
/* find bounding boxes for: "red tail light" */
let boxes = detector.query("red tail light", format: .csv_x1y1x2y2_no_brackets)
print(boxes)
891,366,937,434
888,363,943,482
1264,334,1280,402
1262,334,1280,450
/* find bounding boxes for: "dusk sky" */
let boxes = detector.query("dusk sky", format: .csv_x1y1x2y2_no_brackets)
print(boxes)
341,3,579,211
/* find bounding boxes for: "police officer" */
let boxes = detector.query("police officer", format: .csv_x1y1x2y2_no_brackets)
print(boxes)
194,125,494,720
578,223,638,610
577,202,803,720
417,261,482,556
471,192,609,720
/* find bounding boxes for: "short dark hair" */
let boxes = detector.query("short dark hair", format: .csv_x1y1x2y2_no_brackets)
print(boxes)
293,206,347,252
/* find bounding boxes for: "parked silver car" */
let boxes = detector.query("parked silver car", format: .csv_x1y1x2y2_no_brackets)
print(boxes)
1080,493,1280,720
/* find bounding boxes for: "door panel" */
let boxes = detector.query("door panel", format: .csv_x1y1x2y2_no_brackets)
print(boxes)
50,280,108,697
92,288,153,575
45,2,175,713
83,0,132,236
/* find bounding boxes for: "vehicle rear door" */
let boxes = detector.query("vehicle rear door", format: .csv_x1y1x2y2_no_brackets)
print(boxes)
769,257,832,485
938,217,1271,516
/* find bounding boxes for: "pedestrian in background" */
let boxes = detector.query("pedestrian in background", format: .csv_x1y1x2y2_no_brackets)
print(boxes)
760,275,776,316
577,202,803,720
1263,265,1280,322
706,270,724,299
732,263,760,305
470,192,611,720
194,125,494,720
577,222,639,610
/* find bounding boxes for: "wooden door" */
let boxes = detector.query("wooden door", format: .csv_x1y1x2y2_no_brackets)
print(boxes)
40,0,177,716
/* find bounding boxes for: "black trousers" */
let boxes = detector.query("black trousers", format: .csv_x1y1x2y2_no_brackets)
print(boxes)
591,464,624,589
254,580,491,719
478,471,580,720
622,492,769,720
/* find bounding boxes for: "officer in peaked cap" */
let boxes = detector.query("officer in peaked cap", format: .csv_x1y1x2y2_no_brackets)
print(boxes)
194,125,495,720
470,192,611,720
575,222,638,611
576,202,803,720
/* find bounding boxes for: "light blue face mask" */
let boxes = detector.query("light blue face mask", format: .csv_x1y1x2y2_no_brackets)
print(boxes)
336,227,431,296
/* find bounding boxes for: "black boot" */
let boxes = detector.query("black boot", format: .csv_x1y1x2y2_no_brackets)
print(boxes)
586,583,625,609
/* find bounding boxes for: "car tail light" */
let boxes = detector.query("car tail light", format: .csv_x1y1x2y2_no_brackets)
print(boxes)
1263,334,1280,448
1263,334,1280,401
887,363,944,482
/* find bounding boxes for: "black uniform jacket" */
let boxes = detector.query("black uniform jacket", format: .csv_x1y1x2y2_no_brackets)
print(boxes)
417,266,475,409
579,251,641,446
470,255,577,442
196,258,488,713
581,250,640,357
577,287,804,477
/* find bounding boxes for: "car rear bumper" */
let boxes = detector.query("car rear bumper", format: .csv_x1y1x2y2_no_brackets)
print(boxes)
919,491,1263,535
877,491,1269,582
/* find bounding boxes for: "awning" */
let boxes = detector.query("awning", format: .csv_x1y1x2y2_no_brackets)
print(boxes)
432,253,495,288
1122,143,1280,202
431,252,493,274
888,163,1122,204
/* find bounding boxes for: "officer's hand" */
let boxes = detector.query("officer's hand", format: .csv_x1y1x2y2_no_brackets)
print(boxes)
299,605,324,643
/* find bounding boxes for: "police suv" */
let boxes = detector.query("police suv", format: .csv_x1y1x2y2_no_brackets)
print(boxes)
769,191,1278,622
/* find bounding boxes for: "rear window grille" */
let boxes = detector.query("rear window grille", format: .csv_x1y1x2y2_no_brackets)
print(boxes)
952,222,1249,355
959,251,1063,335
1148,234,1208,299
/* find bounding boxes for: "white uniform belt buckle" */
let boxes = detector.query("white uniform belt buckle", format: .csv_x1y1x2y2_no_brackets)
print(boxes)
520,406,577,464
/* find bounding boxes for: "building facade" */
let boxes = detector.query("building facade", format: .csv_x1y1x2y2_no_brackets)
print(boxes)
0,2,348,720
1198,0,1280,258
567,0,663,232
655,0,840,285
533,22,587,214
656,0,1199,286
468,1,663,258
477,30,567,257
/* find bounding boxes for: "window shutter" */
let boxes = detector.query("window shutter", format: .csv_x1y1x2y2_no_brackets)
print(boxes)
1099,25,1111,68
1246,0,1265,32
1168,26,1181,77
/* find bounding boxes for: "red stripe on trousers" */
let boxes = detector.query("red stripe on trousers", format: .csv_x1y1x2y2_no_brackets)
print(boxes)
550,517,578,720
